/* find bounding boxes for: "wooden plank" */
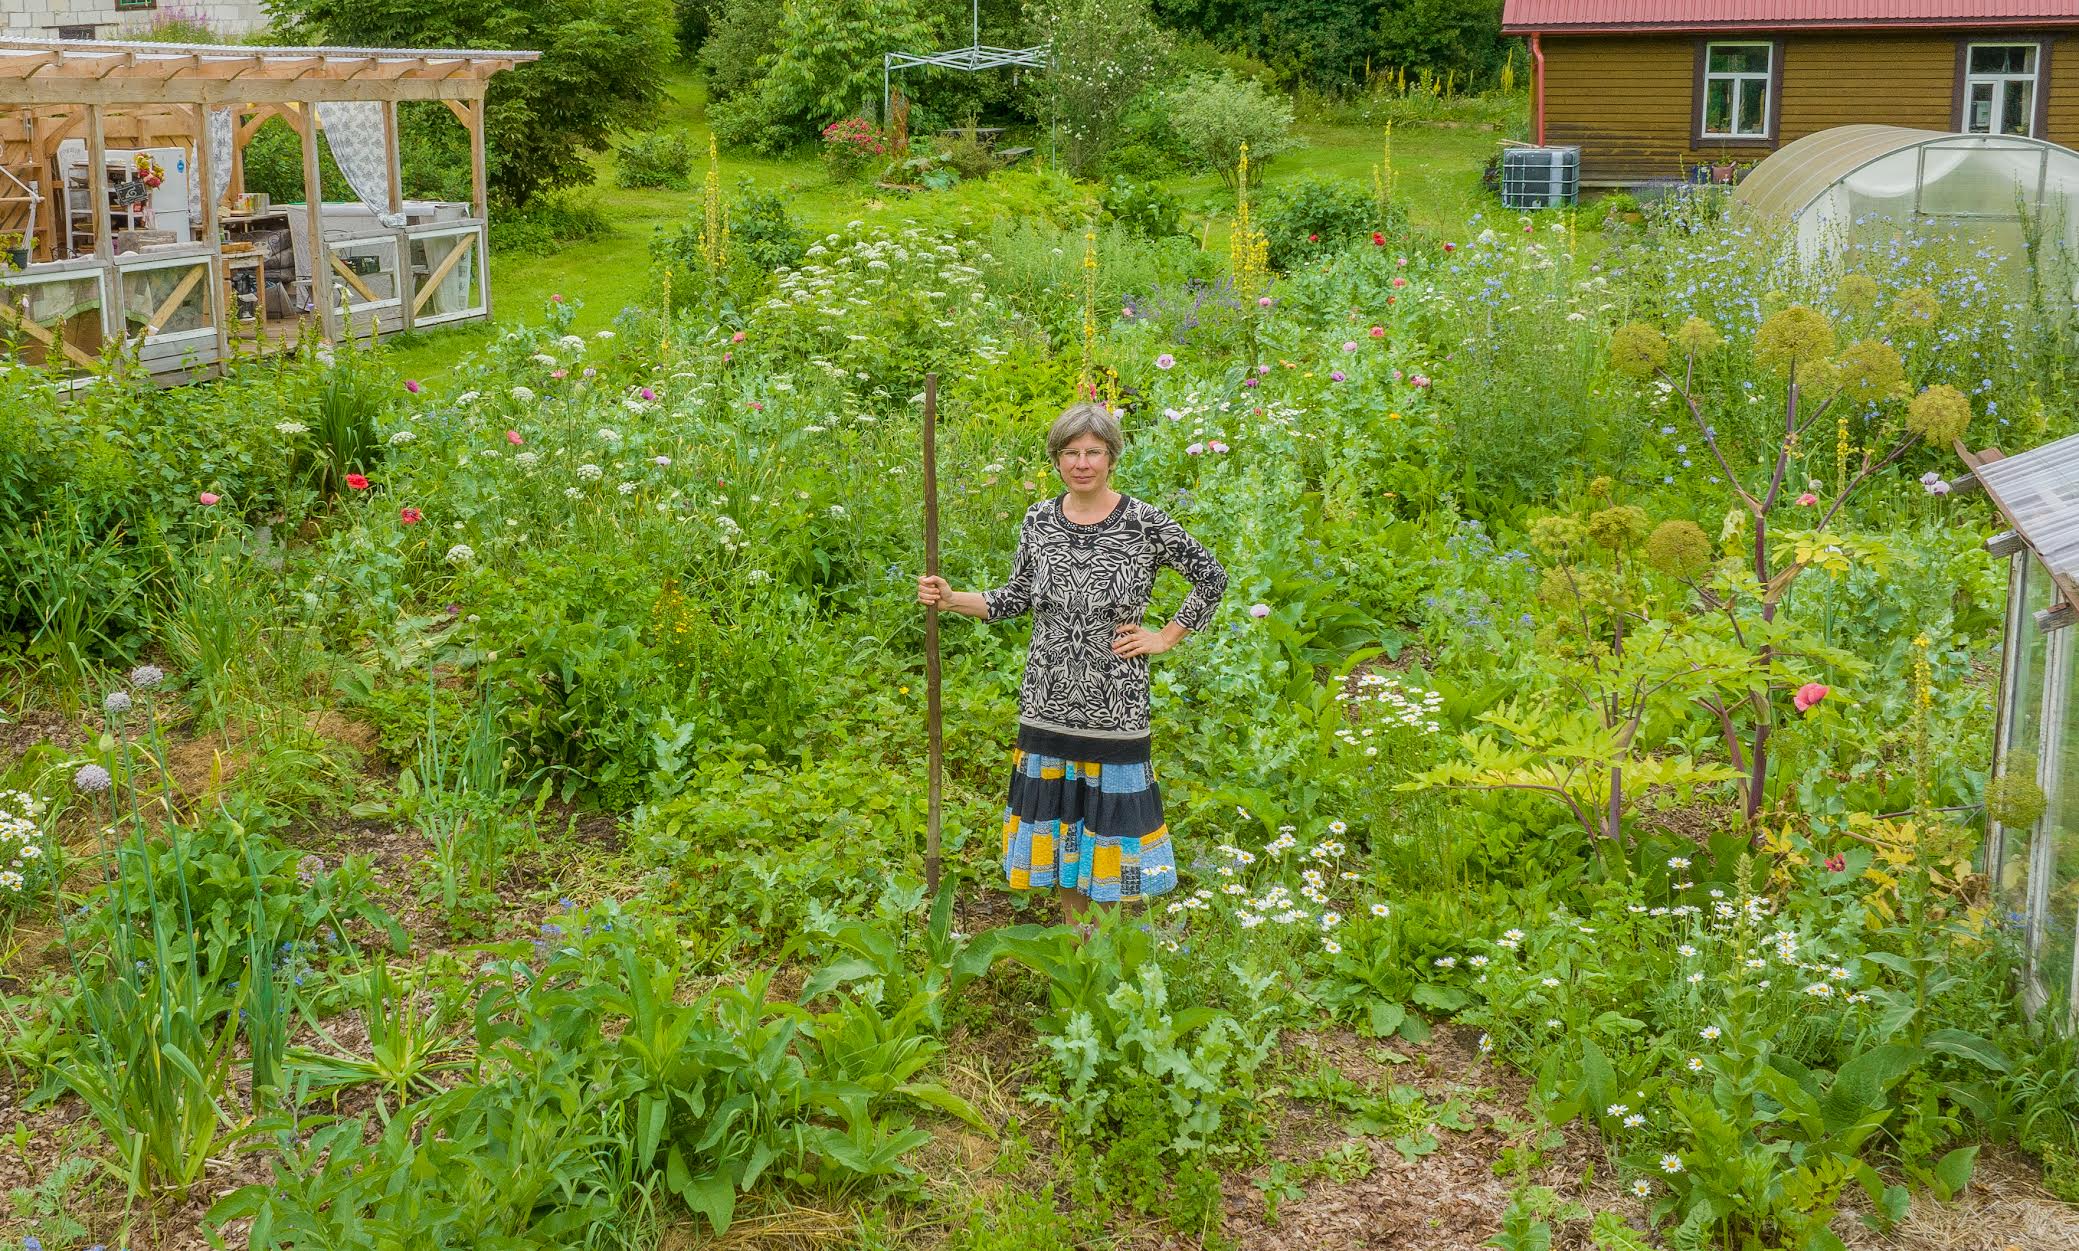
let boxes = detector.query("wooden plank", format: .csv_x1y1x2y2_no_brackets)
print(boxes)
298,98,335,344
410,230,474,316
191,104,229,365
139,262,206,336
381,100,403,216
329,252,380,305
467,88,488,226
0,78,500,107
0,53,59,81
85,103,110,266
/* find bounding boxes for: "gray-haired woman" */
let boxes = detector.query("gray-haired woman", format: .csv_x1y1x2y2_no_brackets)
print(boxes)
917,402,1227,923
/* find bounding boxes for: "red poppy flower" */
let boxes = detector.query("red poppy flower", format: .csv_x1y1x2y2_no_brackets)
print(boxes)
345,473,370,491
1308,233,1319,243
1371,232,1385,246
399,507,422,525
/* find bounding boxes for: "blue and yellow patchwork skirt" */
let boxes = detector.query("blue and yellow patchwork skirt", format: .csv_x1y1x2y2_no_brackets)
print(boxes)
1000,748,1175,903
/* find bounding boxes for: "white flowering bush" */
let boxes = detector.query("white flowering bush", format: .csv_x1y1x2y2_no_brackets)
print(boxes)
0,788,49,904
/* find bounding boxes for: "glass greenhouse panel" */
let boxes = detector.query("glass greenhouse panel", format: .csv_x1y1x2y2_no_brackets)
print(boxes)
1998,557,2053,925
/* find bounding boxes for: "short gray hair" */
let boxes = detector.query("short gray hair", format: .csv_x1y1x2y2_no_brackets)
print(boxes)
1046,402,1123,464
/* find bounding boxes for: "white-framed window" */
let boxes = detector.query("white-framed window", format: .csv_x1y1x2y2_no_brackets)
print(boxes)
1702,42,1775,139
1964,42,2041,136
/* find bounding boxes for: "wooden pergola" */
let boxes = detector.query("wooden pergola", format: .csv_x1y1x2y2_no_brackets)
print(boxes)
0,37,537,383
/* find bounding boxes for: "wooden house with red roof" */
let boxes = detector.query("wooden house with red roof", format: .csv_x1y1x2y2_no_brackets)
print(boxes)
1501,1,2079,186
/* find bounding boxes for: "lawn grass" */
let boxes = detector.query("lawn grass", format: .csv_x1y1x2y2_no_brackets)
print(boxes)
381,73,1526,381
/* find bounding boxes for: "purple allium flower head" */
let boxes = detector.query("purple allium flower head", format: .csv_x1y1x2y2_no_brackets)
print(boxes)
129,664,165,689
103,690,132,716
73,764,112,794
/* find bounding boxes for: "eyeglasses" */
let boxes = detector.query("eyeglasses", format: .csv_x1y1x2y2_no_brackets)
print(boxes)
1055,448,1111,464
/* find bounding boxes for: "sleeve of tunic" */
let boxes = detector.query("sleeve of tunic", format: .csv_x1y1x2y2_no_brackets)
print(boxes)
1150,508,1226,633
982,507,1039,622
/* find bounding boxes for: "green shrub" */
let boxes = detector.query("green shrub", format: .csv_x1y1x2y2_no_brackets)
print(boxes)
1257,175,1380,270
1100,177,1183,240
490,192,613,256
615,129,695,190
699,0,778,102
1032,0,1171,175
1164,71,1297,186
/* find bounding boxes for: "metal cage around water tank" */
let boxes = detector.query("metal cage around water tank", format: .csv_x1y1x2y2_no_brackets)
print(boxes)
1500,145,1580,210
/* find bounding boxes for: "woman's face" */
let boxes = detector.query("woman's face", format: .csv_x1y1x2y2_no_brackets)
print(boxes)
1055,433,1113,493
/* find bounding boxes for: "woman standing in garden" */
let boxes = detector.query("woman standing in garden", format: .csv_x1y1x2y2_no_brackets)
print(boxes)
917,402,1227,923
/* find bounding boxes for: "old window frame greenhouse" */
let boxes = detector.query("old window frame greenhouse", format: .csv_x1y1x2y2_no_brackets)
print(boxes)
1962,434,2079,1032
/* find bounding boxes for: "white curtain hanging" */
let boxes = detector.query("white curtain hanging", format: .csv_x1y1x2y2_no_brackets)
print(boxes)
188,106,234,222
315,101,405,228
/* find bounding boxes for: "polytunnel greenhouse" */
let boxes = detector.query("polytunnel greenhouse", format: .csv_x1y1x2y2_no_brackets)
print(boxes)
1962,433,2079,1033
1733,125,2079,272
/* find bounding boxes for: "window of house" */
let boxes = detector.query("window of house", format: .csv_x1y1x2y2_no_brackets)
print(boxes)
1702,42,1775,139
1964,43,2041,136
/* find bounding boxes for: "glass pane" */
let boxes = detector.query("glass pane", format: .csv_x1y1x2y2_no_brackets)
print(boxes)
1971,44,2034,76
121,263,212,339
2049,637,2079,1018
1970,82,1995,133
0,271,104,370
1736,82,1765,136
2001,81,2034,136
1705,80,1733,134
1709,44,1770,75
2000,559,2055,928
327,238,401,309
408,231,483,320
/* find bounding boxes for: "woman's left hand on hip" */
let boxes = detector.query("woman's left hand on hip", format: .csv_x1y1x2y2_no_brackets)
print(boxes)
1112,623,1175,658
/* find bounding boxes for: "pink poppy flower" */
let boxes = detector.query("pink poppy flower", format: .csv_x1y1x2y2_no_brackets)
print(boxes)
399,507,422,525
551,369,567,380
404,378,422,394
1409,374,1431,388
639,387,656,402
1186,442,1206,455
1257,296,1273,308
731,330,746,343
1342,341,1358,353
1209,440,1229,453
1369,325,1385,338
1330,370,1345,382
1242,377,1259,388
1797,492,1818,506
1156,353,1176,370
1793,683,1829,713
1249,603,1271,618
506,430,524,445
198,492,220,506
1391,276,1408,288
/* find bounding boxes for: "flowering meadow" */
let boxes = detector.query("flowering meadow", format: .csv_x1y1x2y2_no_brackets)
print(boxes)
3,178,2079,1250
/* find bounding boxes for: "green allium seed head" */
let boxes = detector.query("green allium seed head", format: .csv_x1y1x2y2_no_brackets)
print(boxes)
1754,305,1837,375
1833,338,1906,407
1587,505,1649,551
1673,316,1722,356
1985,770,2047,829
1588,475,1616,499
1907,383,1972,446
1833,272,1880,316
1608,322,1669,379
1891,285,1942,326
1644,519,1712,578
1530,514,1587,557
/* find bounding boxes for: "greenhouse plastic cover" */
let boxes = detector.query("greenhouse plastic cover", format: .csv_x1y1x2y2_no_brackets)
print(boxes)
1976,432,2079,606
1733,125,2079,263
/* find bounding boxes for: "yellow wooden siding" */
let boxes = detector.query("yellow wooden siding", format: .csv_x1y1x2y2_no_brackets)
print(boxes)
2048,37,2079,146
1544,31,2056,185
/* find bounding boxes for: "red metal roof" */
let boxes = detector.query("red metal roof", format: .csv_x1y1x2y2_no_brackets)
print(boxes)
1502,1,2079,34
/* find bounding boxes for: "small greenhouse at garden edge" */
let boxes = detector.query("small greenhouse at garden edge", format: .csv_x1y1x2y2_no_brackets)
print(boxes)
1733,125,2079,269
1960,434,2079,1034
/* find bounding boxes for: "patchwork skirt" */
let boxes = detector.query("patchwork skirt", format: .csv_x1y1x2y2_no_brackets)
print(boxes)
1000,747,1176,903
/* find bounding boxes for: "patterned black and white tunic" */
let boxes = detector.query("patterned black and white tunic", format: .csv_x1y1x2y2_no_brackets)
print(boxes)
983,494,1227,763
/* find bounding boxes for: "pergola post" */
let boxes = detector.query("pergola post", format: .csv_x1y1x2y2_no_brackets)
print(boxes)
465,88,489,321
381,98,408,332
83,102,113,346
296,99,336,345
191,103,228,369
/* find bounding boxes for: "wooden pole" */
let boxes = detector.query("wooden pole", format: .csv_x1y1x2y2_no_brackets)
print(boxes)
192,104,229,372
923,371,943,895
296,101,336,344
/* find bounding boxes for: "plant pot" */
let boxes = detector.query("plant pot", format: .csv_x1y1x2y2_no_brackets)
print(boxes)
5,247,26,269
1711,164,1737,185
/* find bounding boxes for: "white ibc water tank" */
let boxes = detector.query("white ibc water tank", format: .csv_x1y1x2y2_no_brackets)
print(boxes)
1500,146,1580,210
